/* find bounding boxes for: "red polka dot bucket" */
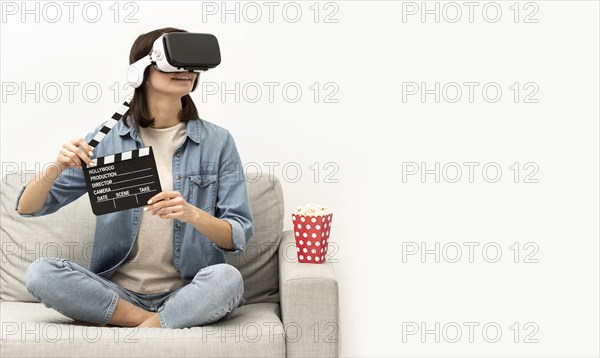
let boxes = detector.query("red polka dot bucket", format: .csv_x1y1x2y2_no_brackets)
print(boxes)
292,213,333,264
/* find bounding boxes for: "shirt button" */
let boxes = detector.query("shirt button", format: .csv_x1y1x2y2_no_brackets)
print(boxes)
176,222,181,228
176,174,181,180
176,151,181,157
175,245,180,251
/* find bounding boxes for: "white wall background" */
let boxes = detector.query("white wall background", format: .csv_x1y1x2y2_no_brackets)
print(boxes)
1,1,598,356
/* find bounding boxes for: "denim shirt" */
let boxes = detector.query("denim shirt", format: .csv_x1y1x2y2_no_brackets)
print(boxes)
14,115,254,283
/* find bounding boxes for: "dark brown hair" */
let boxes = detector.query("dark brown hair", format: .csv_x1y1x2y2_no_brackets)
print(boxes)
124,27,199,128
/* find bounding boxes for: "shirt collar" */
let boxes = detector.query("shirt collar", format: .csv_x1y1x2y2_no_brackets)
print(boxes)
117,114,201,144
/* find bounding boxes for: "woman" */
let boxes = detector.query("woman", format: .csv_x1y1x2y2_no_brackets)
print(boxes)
16,27,254,329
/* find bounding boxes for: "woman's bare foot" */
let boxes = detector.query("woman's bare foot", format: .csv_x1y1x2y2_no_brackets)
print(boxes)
68,299,156,328
71,319,119,327
107,298,154,327
137,313,161,328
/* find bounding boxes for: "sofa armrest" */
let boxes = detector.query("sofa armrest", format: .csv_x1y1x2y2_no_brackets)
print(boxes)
278,230,340,358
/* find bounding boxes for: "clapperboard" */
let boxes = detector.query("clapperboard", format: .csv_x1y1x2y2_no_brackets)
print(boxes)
80,101,162,215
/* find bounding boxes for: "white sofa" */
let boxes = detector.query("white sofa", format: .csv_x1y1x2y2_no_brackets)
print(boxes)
0,171,340,357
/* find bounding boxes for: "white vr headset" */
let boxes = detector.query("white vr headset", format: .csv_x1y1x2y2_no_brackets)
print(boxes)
126,32,221,92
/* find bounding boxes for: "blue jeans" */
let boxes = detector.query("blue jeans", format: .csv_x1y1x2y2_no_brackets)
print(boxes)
25,257,246,329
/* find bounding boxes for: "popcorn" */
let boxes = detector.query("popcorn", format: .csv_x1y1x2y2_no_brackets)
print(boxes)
293,202,330,216
292,202,333,264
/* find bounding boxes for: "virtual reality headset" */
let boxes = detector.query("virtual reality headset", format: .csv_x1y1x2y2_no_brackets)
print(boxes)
126,32,221,92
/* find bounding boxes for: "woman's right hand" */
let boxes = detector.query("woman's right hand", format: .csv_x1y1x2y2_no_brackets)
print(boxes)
17,138,94,215
56,138,94,171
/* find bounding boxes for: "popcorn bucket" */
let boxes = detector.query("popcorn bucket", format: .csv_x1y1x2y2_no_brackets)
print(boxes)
292,212,333,264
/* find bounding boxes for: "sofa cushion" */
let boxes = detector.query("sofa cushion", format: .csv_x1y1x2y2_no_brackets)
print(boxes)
225,173,284,305
1,173,96,302
1,171,284,305
0,301,285,357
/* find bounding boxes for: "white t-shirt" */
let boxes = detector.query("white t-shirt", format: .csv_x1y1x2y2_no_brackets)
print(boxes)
110,120,187,294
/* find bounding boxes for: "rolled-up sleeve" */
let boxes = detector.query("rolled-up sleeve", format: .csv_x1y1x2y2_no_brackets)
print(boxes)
14,124,102,217
213,131,254,255
15,163,88,218
14,182,54,217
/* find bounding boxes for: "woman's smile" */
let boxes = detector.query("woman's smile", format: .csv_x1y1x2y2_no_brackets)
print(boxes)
171,74,193,82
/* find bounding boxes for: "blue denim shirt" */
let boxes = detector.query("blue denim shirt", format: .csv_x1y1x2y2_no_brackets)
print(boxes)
15,115,254,283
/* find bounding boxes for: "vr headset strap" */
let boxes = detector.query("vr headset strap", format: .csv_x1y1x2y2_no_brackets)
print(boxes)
127,56,152,88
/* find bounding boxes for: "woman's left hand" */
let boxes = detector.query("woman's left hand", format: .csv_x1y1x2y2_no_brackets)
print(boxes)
145,191,198,222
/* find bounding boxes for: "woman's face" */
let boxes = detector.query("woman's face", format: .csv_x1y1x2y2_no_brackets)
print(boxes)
145,65,197,97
